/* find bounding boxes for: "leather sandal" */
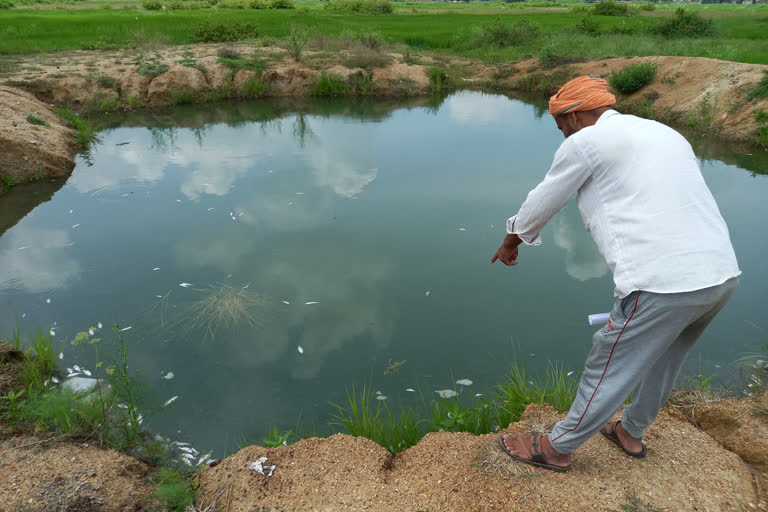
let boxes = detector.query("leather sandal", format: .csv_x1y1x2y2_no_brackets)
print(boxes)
498,434,571,472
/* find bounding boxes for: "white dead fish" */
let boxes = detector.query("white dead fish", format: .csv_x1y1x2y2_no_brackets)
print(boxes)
375,390,382,395
242,284,249,289
197,453,212,466
179,283,192,288
117,403,129,409
162,372,174,380
23,313,27,318
50,329,56,336
297,346,304,354
182,453,196,460
66,367,73,374
226,274,232,278
181,457,192,466
456,379,473,386
46,298,51,304
83,370,92,377
153,267,160,271
51,377,59,384
405,388,415,392
435,389,458,399
207,208,215,211
296,192,304,195
72,224,80,228
176,199,183,203
282,300,290,305
238,212,245,217
17,246,29,251
163,396,178,407
97,322,102,329
458,227,466,231
179,446,195,454
73,365,81,372
59,352,63,360
305,301,318,305
89,329,94,335
121,193,130,197
119,326,132,332
567,371,575,377
69,210,73,214
376,395,388,400
475,393,483,397
425,291,431,296
137,414,144,425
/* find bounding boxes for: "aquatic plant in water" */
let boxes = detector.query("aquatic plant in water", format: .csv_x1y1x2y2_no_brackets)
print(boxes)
175,284,270,341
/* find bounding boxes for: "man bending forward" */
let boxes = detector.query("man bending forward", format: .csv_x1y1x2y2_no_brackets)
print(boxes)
492,76,740,472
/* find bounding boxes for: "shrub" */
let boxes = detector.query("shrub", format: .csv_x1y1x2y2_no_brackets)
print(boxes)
640,2,655,11
191,21,259,42
239,75,268,97
97,75,116,88
137,60,169,77
755,109,768,125
270,0,294,8
574,15,599,36
217,46,240,59
313,71,349,96
0,0,15,8
609,62,657,94
592,1,631,16
142,0,162,9
479,20,539,47
360,31,385,50
324,0,393,14
285,26,309,61
217,0,247,7
248,0,269,7
342,49,392,70
651,8,714,38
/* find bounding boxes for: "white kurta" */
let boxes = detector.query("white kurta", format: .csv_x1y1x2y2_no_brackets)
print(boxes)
506,110,741,298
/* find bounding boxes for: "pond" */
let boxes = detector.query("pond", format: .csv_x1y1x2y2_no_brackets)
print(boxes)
1,92,767,457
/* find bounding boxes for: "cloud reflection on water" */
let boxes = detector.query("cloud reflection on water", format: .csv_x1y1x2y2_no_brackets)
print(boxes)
0,227,81,293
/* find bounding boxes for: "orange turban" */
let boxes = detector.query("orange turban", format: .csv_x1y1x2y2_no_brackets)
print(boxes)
548,76,616,117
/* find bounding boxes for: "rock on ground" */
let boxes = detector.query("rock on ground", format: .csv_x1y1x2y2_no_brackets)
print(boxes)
197,404,758,512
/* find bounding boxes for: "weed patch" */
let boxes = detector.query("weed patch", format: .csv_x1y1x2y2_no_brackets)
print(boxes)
516,67,574,96
97,75,116,88
463,20,540,49
154,468,197,511
57,106,100,149
1,174,16,191
191,21,259,43
239,75,268,98
26,114,48,126
219,54,266,72
177,47,205,72
609,62,657,94
342,49,392,70
749,71,768,101
313,70,349,96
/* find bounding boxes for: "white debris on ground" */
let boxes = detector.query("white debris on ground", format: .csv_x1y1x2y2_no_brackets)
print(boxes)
249,456,276,477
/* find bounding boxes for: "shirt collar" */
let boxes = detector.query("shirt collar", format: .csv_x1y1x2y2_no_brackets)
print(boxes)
596,109,620,125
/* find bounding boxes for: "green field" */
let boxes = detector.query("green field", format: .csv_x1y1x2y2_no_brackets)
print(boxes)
1,1,768,64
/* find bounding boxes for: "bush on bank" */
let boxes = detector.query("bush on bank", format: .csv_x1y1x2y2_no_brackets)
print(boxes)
609,61,658,94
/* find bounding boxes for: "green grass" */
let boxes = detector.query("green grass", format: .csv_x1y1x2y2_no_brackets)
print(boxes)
749,71,768,101
328,361,577,454
0,7,767,64
56,105,100,148
609,61,657,94
25,113,48,126
1,174,16,190
154,468,197,512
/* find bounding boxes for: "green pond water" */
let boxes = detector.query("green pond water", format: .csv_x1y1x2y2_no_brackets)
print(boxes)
1,92,767,458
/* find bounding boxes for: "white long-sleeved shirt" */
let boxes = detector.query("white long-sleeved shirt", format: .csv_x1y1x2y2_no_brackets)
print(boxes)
506,110,741,298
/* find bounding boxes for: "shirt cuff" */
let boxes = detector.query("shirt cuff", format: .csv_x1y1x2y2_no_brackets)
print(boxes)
506,216,542,246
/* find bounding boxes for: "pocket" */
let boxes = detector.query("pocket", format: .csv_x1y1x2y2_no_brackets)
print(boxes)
619,291,640,320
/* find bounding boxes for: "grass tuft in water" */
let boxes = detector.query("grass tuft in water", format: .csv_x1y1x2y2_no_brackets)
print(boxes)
178,284,269,341
56,106,100,149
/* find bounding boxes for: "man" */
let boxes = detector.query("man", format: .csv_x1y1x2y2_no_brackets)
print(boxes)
492,76,740,472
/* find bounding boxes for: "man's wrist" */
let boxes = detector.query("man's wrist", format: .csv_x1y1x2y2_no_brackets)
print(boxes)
503,233,522,248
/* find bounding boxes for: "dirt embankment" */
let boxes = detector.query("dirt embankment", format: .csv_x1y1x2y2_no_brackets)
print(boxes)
1,342,766,512
1,398,767,511
1,46,767,186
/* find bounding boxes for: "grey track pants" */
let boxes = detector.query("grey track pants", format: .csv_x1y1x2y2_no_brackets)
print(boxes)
548,277,739,454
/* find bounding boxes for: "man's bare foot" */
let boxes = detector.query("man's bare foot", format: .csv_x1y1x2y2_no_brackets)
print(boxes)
499,434,571,471
600,421,646,457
